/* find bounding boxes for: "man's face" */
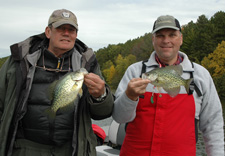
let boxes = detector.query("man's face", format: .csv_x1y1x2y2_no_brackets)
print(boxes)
152,28,183,64
45,24,77,57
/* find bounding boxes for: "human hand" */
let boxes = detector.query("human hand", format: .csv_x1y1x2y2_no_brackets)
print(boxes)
125,78,150,101
84,73,105,98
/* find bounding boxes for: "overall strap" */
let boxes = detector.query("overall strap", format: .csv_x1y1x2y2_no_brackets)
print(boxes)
138,59,149,99
188,62,202,143
188,62,202,97
139,59,148,78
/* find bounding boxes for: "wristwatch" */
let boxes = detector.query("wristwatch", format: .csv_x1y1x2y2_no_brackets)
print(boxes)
92,89,107,102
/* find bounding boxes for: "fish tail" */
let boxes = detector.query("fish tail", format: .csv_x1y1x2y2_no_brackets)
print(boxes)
44,108,56,122
185,78,193,94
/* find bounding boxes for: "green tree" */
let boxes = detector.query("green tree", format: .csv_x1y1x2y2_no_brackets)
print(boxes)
0,56,9,68
182,11,225,63
181,21,197,62
182,15,216,63
210,11,225,44
95,44,121,69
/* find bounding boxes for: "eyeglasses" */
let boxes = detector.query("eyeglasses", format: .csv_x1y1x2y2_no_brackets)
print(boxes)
35,53,72,72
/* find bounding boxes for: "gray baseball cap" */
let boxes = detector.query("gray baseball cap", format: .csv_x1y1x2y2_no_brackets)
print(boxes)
152,15,181,34
48,9,78,30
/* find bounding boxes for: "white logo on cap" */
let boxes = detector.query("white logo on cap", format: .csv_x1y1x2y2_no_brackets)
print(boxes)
62,12,70,18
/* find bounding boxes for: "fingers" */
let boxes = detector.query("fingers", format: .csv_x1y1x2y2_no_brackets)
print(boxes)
84,73,105,97
129,78,150,91
126,78,150,101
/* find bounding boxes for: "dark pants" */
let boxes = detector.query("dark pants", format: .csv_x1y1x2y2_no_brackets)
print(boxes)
12,139,73,156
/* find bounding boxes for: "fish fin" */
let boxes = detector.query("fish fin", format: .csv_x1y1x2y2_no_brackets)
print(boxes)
80,68,89,75
185,78,193,94
44,107,56,122
47,80,58,100
78,88,83,97
166,65,183,76
164,87,180,97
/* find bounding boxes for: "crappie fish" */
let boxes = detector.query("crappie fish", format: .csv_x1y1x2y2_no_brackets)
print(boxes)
45,68,88,121
142,65,192,97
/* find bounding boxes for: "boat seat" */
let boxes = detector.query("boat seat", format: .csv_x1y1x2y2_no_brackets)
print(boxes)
96,120,126,156
108,120,126,146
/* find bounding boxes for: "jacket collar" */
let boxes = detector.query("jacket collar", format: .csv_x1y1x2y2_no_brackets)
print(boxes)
145,51,194,72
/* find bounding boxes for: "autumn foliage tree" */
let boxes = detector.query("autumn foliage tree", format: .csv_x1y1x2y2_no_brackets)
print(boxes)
202,41,225,77
201,41,225,99
109,54,136,90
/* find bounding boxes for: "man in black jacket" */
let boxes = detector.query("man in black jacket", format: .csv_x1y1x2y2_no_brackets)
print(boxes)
0,9,114,156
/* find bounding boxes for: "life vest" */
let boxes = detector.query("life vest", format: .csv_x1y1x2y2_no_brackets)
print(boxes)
20,49,74,146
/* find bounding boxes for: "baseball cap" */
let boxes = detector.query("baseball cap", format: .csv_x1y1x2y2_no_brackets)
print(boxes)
152,15,181,34
48,9,78,30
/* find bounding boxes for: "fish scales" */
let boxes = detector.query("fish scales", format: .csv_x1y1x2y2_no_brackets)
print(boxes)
45,68,88,121
142,65,192,97
53,75,79,109
158,70,185,88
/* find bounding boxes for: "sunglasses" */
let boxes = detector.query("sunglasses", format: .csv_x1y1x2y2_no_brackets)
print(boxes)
35,53,72,72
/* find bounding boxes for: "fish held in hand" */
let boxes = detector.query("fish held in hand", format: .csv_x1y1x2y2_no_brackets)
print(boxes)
45,68,88,121
142,65,192,97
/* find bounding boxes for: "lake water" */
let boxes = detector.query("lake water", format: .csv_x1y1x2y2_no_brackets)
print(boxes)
93,103,225,156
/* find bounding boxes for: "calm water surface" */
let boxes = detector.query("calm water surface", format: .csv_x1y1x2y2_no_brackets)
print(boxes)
196,102,225,155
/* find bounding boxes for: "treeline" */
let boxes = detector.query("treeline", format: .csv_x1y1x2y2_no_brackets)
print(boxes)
0,11,225,100
95,11,225,100
96,33,154,90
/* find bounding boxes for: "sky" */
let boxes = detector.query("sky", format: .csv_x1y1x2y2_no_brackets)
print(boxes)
0,0,224,57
